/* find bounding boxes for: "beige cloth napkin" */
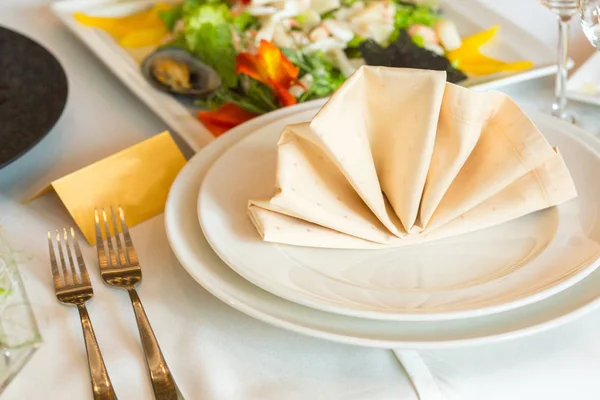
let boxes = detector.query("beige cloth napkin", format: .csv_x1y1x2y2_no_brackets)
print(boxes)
248,66,577,249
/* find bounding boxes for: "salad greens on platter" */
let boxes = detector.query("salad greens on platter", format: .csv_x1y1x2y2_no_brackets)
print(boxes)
75,0,533,135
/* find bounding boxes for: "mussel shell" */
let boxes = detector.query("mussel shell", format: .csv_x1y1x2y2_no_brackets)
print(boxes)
141,47,221,99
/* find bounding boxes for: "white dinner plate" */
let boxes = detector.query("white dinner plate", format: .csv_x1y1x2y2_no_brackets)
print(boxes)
165,104,600,348
52,0,562,151
198,101,600,321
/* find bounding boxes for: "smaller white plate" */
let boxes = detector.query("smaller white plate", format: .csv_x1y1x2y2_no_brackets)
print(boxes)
567,52,600,107
165,108,600,348
199,102,600,321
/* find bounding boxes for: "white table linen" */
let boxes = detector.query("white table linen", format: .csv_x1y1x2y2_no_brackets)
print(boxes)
1,1,600,399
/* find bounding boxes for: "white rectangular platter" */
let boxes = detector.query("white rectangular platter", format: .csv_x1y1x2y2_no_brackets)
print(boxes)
52,0,559,152
567,52,600,108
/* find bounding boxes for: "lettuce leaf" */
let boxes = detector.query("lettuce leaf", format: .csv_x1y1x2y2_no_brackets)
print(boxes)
183,0,222,11
197,77,278,114
183,3,238,88
159,5,182,31
345,35,366,58
394,3,440,28
232,11,259,32
283,49,345,101
389,3,440,43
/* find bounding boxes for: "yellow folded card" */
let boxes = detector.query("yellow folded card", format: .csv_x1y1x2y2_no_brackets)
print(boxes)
32,131,186,245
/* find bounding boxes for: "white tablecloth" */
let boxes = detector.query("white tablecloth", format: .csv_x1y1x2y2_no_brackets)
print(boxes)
1,1,600,399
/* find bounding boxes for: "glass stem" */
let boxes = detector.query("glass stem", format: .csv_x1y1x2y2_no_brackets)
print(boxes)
553,17,571,119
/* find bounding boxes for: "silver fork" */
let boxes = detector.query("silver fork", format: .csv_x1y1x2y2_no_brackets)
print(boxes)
95,207,184,400
48,228,118,400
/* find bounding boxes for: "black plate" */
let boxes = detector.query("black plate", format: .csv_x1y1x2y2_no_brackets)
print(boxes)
0,26,68,169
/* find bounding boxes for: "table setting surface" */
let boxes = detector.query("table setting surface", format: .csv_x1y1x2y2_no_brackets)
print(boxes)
2,0,600,399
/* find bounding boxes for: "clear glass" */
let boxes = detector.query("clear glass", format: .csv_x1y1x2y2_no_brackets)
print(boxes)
0,229,41,393
580,0,600,48
539,0,579,123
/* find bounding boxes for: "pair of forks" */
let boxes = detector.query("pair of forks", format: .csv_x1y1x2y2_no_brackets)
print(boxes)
48,207,183,399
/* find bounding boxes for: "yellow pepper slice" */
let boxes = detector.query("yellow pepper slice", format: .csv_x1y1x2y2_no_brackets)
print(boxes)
446,26,499,64
119,27,168,48
454,26,499,56
459,61,534,75
447,25,533,76
74,3,172,47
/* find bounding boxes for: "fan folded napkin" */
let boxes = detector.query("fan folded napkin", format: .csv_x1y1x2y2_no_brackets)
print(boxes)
248,66,577,249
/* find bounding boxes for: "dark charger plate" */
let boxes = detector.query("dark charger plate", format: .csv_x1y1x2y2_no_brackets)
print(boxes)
0,26,68,169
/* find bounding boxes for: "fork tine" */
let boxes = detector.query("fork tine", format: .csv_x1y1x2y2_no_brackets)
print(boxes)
71,228,91,285
102,208,118,268
95,209,109,271
110,206,127,267
48,231,63,290
56,229,73,286
119,206,139,266
64,228,80,285
95,208,104,245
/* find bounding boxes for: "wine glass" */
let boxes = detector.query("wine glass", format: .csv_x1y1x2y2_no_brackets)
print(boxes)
580,0,600,48
539,0,580,123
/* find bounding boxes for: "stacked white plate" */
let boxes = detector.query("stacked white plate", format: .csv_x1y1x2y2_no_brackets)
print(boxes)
165,99,600,349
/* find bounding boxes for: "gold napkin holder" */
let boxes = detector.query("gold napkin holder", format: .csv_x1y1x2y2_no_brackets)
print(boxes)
31,131,186,245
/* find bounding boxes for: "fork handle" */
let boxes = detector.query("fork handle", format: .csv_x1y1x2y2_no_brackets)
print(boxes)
128,288,184,400
77,304,118,400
